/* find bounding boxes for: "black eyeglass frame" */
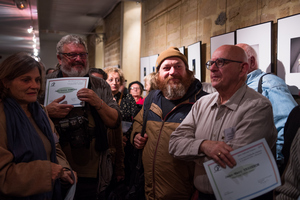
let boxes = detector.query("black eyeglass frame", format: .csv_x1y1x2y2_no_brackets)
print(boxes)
206,58,243,70
59,52,88,60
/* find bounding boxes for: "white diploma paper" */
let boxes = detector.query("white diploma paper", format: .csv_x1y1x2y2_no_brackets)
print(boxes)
204,138,281,200
44,77,89,107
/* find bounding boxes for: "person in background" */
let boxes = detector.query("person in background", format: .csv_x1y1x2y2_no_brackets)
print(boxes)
46,67,55,75
275,128,300,199
169,45,277,200
132,46,208,199
45,35,121,200
89,67,108,80
128,80,144,111
0,52,75,200
281,105,300,174
143,72,157,95
104,66,138,186
89,67,125,197
236,43,297,174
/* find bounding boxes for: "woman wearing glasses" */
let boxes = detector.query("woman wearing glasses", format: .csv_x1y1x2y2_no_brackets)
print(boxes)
104,67,138,190
128,81,145,111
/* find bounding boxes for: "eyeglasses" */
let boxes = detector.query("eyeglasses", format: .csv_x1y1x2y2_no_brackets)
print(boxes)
206,58,243,70
59,52,88,60
130,87,140,91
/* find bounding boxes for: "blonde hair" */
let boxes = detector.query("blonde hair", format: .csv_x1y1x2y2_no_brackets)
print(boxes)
103,66,125,85
144,72,157,93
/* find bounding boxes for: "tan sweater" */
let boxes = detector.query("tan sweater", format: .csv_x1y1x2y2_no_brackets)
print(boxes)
0,102,70,199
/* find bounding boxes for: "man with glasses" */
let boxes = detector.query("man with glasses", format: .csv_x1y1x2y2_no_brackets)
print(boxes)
169,45,277,200
44,34,121,199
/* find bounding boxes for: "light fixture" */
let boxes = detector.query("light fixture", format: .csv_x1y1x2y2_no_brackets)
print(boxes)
13,0,28,10
27,26,33,33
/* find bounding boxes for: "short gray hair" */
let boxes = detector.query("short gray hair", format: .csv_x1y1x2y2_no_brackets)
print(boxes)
56,34,88,55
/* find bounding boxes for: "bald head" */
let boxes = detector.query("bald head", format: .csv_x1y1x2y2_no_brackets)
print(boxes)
236,43,258,73
213,45,248,63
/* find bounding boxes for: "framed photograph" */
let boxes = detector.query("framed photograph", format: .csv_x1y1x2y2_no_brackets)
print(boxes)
277,13,300,94
187,41,202,81
210,31,235,57
148,54,158,74
140,54,158,86
236,21,273,73
178,46,185,55
140,56,149,86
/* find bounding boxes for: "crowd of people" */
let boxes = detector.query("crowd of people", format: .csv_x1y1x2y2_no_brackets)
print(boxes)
0,34,299,200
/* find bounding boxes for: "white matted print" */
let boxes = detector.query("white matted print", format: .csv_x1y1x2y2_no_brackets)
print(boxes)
178,46,185,55
187,41,202,81
236,21,273,73
277,13,300,94
148,54,158,75
210,32,235,57
140,56,149,86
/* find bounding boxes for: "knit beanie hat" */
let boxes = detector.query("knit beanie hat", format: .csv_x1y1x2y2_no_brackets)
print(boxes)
155,46,188,72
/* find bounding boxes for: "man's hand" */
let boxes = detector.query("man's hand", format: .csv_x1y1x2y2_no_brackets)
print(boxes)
60,169,77,185
77,88,102,109
46,95,74,118
199,140,236,168
134,133,148,149
51,163,64,181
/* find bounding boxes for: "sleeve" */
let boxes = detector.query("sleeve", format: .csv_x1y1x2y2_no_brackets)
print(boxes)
264,83,297,160
227,99,277,154
275,128,300,200
108,126,125,177
0,116,53,197
169,102,205,161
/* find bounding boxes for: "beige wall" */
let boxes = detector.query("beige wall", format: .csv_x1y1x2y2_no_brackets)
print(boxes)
122,2,142,85
104,3,122,68
140,0,300,82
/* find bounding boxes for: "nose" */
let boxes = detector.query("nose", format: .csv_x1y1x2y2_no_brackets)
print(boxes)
209,62,218,71
31,80,40,89
169,66,176,75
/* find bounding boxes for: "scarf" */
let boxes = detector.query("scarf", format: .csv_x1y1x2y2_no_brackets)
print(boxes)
3,97,61,200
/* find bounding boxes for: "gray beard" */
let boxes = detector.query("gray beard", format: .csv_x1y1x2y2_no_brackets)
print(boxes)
163,82,186,100
60,64,89,77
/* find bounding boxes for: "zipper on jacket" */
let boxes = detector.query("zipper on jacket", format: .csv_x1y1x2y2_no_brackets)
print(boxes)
151,101,193,199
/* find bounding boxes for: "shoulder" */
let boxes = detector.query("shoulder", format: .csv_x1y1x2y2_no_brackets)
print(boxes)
244,86,272,106
263,73,287,88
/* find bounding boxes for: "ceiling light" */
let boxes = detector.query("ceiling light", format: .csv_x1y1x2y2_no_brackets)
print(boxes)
27,26,33,33
13,0,28,10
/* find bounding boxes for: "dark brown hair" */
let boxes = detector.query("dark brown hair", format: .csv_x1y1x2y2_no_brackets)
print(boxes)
0,52,43,99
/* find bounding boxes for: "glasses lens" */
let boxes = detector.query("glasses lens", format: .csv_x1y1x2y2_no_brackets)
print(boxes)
64,53,87,59
215,59,224,68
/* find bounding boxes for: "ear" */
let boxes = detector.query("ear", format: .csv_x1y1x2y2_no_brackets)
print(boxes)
239,62,249,78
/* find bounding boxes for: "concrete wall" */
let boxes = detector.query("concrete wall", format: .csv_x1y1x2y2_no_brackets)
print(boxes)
140,0,300,82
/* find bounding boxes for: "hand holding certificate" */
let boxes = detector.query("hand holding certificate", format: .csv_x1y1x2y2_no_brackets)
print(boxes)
44,77,89,107
204,138,281,200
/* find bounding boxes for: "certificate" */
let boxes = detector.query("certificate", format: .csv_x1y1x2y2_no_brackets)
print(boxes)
44,77,89,107
204,138,281,200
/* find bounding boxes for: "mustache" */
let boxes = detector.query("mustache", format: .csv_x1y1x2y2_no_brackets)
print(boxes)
72,61,85,66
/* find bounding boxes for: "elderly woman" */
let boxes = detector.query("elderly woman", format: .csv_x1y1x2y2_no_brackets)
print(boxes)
104,66,138,186
143,72,157,95
0,53,74,200
128,81,144,112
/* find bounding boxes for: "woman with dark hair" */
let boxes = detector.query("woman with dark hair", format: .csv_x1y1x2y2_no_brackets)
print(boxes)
128,81,144,111
0,52,75,200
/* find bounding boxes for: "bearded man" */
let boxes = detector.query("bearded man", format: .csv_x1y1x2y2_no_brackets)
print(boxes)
131,46,208,200
44,35,121,199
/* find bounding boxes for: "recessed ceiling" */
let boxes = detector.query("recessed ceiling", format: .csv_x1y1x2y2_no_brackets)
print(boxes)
0,0,141,57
